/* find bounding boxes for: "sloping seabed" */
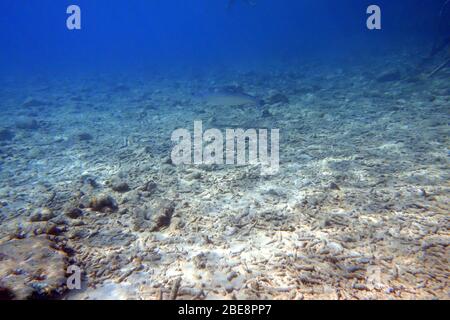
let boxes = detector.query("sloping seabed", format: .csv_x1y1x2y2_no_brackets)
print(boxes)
0,49,449,300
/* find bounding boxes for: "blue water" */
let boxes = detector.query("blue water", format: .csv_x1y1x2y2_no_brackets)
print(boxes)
0,0,447,74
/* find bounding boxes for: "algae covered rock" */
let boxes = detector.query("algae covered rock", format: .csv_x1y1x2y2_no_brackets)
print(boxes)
88,194,118,213
110,176,130,193
141,180,157,193
0,236,68,299
29,207,55,222
63,202,83,219
132,199,175,232
149,200,175,232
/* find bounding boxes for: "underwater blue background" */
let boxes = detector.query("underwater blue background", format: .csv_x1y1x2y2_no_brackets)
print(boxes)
0,1,449,301
0,0,446,75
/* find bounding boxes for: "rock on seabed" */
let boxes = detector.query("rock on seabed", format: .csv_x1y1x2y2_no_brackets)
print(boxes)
0,236,68,300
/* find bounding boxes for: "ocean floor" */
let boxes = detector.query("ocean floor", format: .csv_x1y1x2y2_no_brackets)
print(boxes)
0,51,449,300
